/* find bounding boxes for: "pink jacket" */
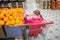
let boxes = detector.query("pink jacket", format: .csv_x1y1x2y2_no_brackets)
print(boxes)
24,15,46,37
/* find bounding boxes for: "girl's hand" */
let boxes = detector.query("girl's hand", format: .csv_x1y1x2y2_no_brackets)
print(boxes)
26,14,30,16
24,14,30,17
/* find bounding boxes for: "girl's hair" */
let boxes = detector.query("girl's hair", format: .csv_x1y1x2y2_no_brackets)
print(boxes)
33,10,42,17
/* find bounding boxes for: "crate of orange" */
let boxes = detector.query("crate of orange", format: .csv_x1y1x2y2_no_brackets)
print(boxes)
0,8,24,38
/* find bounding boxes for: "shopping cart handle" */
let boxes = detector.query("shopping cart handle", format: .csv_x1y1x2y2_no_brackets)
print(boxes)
20,21,54,26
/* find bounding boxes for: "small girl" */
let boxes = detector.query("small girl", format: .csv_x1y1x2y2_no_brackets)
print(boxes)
24,10,46,38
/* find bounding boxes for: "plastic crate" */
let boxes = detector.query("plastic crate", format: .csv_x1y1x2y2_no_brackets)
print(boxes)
4,26,23,38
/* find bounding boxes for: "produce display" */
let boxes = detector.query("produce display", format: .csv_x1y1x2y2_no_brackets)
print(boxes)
0,8,24,27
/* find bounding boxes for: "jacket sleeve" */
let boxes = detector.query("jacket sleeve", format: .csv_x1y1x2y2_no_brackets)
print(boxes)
24,16,32,23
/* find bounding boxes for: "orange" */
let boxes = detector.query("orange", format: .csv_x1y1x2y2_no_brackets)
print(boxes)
15,19,20,24
18,23,22,26
0,13,5,19
19,20,23,24
12,13,17,16
13,16,17,20
10,20,15,25
19,16,24,21
1,10,8,15
8,10,13,15
9,16,13,20
5,21,11,26
17,8,24,14
4,17,9,22
6,14,10,17
0,20,4,26
12,9,17,13
19,14,23,16
20,8,24,13
14,24,19,26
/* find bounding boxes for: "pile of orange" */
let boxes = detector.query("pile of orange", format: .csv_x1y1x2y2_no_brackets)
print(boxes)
0,8,24,27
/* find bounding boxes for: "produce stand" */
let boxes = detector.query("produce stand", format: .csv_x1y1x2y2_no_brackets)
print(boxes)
0,0,25,39
0,7,24,38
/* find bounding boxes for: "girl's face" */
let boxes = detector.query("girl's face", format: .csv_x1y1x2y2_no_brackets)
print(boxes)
33,14,39,18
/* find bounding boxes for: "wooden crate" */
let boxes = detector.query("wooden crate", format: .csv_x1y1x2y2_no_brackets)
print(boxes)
50,0,60,10
56,1,60,9
50,0,56,10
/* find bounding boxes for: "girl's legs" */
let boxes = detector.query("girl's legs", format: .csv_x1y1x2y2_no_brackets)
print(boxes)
41,25,50,40
26,29,29,40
